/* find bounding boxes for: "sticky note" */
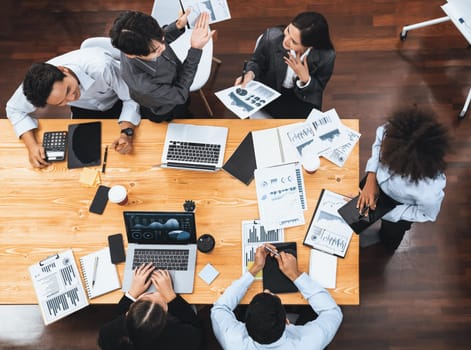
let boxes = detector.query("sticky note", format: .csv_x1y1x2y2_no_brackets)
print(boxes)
198,263,220,285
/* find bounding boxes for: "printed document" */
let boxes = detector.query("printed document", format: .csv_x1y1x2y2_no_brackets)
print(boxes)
241,220,284,279
254,162,306,230
181,0,231,27
215,80,281,119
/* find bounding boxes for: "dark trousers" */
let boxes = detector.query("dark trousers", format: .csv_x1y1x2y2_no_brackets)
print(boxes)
379,219,413,251
264,88,317,118
140,99,191,123
70,100,123,119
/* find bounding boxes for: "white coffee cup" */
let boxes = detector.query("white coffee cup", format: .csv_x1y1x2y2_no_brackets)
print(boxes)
302,154,321,174
108,185,128,205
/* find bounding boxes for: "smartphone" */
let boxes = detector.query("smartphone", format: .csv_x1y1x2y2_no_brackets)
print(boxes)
108,233,126,264
89,185,110,214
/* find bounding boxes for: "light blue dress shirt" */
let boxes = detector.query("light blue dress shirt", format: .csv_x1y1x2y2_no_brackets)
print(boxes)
211,272,342,350
6,47,140,138
365,125,446,223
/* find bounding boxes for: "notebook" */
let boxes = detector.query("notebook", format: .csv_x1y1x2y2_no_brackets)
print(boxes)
79,248,120,299
160,123,228,171
67,121,101,169
262,242,298,293
122,211,198,294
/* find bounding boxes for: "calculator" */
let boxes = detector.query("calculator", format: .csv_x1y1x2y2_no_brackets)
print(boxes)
42,131,67,161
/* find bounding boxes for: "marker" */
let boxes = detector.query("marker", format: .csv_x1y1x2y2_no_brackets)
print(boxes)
240,60,248,84
264,245,280,257
178,0,190,29
92,256,99,288
102,146,108,173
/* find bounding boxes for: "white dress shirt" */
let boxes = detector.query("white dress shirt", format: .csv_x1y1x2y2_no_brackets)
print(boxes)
6,47,141,138
211,272,342,350
365,125,446,223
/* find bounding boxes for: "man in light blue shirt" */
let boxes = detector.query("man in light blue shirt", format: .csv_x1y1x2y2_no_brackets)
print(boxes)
357,108,450,251
211,245,342,350
6,47,140,168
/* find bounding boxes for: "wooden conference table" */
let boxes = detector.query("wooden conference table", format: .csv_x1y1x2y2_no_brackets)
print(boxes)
0,118,359,305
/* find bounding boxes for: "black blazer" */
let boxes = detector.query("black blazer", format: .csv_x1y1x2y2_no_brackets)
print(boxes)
247,26,336,110
98,295,203,350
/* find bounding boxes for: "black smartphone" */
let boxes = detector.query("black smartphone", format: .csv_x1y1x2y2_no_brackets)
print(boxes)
108,233,126,264
89,185,110,214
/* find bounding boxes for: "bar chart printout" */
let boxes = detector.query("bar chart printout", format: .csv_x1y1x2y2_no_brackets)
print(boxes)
242,220,284,278
28,249,89,325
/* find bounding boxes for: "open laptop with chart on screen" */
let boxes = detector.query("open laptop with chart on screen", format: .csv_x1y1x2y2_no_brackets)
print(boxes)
161,123,228,171
122,211,198,294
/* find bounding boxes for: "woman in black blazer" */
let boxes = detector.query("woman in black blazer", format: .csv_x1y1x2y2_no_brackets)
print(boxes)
98,263,203,350
235,12,335,118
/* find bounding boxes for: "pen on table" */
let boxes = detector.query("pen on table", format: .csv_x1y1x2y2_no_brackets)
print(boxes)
92,256,99,288
178,0,190,29
102,145,108,173
264,245,280,257
240,60,248,84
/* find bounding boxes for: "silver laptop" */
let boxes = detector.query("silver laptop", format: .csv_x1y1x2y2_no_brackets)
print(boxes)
161,123,228,171
122,211,197,294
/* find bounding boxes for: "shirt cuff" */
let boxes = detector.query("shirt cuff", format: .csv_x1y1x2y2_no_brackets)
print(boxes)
296,76,311,89
124,292,136,302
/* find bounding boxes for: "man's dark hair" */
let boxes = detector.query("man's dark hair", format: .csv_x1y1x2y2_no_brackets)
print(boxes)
119,299,167,350
110,11,164,56
22,62,65,107
381,107,450,182
292,12,334,50
245,293,286,344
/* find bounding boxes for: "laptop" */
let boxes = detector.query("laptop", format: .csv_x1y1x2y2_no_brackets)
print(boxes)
122,211,198,294
161,123,229,171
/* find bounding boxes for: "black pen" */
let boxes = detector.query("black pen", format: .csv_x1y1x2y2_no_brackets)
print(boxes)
102,146,108,173
240,60,248,84
359,204,369,217
178,0,190,29
264,245,280,257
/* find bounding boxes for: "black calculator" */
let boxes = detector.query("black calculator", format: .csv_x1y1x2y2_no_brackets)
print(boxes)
42,131,67,161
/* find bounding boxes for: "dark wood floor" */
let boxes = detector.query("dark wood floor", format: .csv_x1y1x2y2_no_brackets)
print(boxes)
1,1,470,349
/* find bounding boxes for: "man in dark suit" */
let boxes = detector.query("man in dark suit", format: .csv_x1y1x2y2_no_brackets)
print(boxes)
110,10,214,122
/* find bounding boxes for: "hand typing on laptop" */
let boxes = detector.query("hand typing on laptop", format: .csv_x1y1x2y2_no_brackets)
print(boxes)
127,262,154,299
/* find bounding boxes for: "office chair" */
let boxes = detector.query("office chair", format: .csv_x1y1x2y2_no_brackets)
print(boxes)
80,37,121,60
151,0,220,116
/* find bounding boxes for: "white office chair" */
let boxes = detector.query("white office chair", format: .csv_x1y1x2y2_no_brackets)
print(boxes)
151,0,217,116
80,37,121,60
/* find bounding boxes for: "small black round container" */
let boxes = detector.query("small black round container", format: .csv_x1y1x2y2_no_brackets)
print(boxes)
197,234,215,253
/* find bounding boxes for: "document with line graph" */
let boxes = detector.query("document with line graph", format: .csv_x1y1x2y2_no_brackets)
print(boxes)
29,249,88,325
241,220,284,279
303,189,353,257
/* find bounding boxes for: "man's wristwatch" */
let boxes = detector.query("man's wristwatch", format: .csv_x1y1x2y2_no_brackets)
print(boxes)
120,127,134,137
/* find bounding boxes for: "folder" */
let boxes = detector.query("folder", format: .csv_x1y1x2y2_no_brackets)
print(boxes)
262,242,298,293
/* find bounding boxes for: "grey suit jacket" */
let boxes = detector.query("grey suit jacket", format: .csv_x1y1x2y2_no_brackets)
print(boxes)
119,22,202,116
247,26,336,110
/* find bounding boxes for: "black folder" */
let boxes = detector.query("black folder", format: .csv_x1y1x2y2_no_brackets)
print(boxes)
67,121,101,169
337,178,400,234
262,242,298,293
222,132,257,185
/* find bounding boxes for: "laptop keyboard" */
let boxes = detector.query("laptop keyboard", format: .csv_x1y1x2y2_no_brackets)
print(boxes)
133,249,189,271
167,141,221,164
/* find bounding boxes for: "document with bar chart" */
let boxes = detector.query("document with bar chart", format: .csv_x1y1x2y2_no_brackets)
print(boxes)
303,189,353,258
242,220,284,279
29,249,88,325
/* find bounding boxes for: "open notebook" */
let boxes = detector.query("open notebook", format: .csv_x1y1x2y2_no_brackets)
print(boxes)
79,248,120,299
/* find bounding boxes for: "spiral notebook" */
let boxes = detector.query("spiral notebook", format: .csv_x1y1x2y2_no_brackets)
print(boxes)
79,248,120,299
